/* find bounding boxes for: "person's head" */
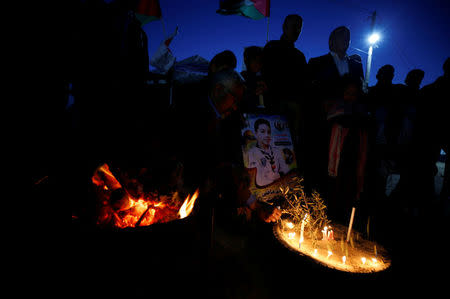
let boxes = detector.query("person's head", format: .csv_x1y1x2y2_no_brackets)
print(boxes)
443,57,450,77
343,82,360,103
208,50,237,76
405,69,425,89
329,26,350,57
376,64,395,85
243,46,263,73
282,14,303,43
209,68,245,119
254,118,272,148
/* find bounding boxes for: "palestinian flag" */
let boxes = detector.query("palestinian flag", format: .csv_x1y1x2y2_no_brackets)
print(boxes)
135,0,162,25
217,0,270,20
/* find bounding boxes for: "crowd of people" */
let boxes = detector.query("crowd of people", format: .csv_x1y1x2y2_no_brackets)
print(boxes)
61,2,448,237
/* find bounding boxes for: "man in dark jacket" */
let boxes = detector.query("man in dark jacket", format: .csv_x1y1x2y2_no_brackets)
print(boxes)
306,26,365,206
263,14,308,106
308,26,364,108
262,14,308,176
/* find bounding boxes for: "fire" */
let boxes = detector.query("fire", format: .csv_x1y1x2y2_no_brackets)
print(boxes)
92,163,122,190
92,163,199,228
178,189,199,219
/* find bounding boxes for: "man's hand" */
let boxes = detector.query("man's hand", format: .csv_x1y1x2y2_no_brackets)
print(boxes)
255,202,282,223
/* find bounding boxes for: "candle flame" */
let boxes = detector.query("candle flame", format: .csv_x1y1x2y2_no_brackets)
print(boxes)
342,256,346,264
288,232,296,240
372,258,377,264
361,257,367,265
322,226,328,240
286,222,294,229
313,249,318,256
327,251,332,259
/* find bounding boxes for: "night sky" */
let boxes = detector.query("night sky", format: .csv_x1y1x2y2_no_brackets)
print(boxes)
141,0,449,87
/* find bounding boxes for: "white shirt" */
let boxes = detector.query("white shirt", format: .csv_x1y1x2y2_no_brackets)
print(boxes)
246,145,290,186
330,51,350,76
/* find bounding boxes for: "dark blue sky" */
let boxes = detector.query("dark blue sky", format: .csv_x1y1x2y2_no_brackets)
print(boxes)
142,0,449,86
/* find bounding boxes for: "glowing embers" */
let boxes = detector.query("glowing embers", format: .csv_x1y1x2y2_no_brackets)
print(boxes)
92,163,199,229
274,221,390,273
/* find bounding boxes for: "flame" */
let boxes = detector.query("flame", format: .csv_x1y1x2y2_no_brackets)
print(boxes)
322,226,328,240
178,189,199,219
93,163,199,228
286,222,294,229
342,256,346,264
361,257,367,265
92,163,122,190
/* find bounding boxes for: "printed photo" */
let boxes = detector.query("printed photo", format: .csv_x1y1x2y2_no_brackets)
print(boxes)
242,114,297,187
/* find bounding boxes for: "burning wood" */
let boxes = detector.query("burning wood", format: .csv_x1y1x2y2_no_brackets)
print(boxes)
92,163,199,228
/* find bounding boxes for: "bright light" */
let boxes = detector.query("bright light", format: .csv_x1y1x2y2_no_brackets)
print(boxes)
368,33,380,44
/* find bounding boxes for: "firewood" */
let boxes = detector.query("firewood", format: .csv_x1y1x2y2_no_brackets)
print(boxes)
110,188,131,211
135,205,152,227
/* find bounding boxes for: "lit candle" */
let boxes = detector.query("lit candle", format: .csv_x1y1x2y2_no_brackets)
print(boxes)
313,249,318,256
327,228,334,240
342,256,346,264
361,257,367,265
322,226,328,241
286,222,294,229
288,232,296,240
299,214,308,249
327,251,333,259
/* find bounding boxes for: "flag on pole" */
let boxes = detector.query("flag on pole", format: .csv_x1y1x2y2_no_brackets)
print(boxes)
150,27,179,74
135,0,162,25
217,0,270,20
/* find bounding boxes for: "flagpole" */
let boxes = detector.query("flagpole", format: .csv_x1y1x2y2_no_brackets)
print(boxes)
160,17,167,38
266,16,270,43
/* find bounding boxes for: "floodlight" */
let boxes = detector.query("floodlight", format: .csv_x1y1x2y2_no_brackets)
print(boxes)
368,33,380,44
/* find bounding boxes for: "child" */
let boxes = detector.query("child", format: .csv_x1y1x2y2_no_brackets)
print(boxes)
240,46,267,111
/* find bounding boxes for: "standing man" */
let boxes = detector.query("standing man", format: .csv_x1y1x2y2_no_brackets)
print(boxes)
262,14,309,175
308,26,364,114
307,26,365,210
